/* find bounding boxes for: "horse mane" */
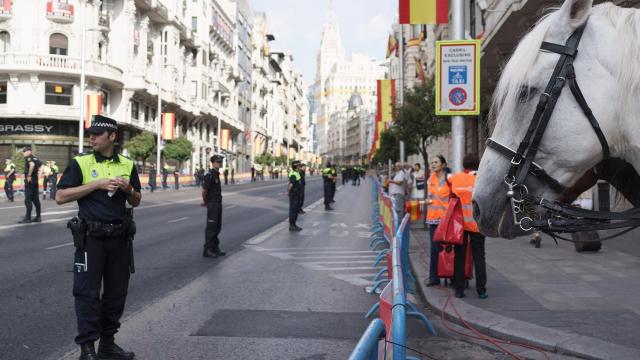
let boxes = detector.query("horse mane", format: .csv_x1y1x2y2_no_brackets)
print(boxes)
489,3,640,129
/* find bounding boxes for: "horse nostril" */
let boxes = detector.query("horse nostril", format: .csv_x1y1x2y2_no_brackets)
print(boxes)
472,200,481,222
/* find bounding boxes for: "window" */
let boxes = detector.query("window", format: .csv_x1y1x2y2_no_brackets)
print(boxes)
49,33,68,55
130,100,139,120
100,89,109,113
0,82,6,104
191,80,197,99
144,105,150,123
191,17,197,32
97,42,102,61
0,31,10,53
150,108,157,123
201,83,206,100
161,30,168,65
45,83,73,105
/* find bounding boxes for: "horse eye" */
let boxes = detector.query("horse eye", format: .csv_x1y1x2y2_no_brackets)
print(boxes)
517,86,536,103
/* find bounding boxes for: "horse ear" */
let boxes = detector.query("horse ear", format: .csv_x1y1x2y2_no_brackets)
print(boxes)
557,0,593,28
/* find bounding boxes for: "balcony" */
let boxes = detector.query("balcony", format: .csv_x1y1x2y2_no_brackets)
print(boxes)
148,0,169,24
97,13,110,32
0,53,123,86
46,1,74,24
0,0,12,21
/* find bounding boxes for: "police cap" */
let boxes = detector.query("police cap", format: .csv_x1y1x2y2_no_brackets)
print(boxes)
86,115,118,134
210,155,224,163
21,145,32,152
291,160,301,167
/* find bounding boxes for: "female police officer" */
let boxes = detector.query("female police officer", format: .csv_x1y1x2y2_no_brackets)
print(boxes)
56,115,141,360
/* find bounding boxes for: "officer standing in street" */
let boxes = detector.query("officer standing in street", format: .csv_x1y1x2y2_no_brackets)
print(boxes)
148,164,157,193
330,164,337,203
49,160,59,200
56,115,141,360
298,162,306,215
4,157,16,202
288,160,303,231
201,155,226,258
19,146,43,223
322,162,335,211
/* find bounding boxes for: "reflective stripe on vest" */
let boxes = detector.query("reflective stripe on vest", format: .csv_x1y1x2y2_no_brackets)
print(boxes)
449,172,479,232
322,168,331,175
288,170,301,181
75,153,134,185
426,173,450,221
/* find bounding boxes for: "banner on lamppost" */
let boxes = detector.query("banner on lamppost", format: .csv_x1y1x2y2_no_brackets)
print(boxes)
161,112,175,140
435,40,481,116
85,94,101,128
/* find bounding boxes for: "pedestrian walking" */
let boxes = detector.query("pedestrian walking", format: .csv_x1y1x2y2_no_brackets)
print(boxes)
19,146,43,224
201,155,226,258
161,164,169,189
223,164,229,185
298,162,306,215
4,157,15,202
388,162,407,223
148,165,157,193
194,166,201,186
288,160,303,231
173,169,180,190
322,162,336,210
55,115,141,360
449,153,488,299
49,160,59,200
425,155,450,287
230,166,235,184
251,165,256,182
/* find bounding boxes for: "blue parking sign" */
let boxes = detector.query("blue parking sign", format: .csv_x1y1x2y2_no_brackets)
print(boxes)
449,66,467,85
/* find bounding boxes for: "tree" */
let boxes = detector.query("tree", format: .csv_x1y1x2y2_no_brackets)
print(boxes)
254,153,273,166
372,127,417,165
162,137,193,170
124,132,156,171
274,155,287,166
394,80,450,170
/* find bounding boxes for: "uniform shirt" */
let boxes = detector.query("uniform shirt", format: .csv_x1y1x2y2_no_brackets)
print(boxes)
202,168,222,203
4,162,15,178
299,169,306,186
57,152,141,223
24,155,42,183
288,170,302,195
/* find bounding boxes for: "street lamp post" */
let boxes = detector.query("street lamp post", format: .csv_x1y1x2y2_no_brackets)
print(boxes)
78,0,87,153
451,0,466,173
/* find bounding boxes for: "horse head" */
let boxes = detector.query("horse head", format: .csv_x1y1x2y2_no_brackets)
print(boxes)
473,0,640,238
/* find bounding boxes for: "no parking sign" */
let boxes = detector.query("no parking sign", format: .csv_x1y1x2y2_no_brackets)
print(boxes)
435,40,481,116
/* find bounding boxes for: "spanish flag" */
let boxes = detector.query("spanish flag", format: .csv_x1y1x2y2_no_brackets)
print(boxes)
377,79,395,124
386,34,398,58
220,129,231,150
399,0,448,25
85,94,101,128
161,113,175,140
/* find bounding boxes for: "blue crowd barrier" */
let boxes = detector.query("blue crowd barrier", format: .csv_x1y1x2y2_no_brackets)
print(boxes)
348,319,386,360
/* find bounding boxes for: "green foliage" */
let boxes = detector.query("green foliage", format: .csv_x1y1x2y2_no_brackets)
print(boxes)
274,155,287,166
372,127,417,165
12,153,24,173
124,132,156,170
394,80,451,165
162,137,193,168
254,153,273,165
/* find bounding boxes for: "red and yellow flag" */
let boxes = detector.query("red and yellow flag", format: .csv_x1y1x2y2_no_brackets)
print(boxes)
399,0,448,25
161,112,175,140
386,34,398,58
377,79,395,124
220,129,231,150
85,94,101,128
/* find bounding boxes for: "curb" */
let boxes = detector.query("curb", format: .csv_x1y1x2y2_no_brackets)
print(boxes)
407,229,640,360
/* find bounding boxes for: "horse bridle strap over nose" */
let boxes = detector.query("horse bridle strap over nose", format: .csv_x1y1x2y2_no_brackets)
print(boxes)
486,21,640,237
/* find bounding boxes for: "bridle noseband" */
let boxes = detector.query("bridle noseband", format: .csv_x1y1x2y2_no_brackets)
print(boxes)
486,21,640,239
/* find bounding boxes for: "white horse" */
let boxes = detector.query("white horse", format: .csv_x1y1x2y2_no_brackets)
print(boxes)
472,0,640,238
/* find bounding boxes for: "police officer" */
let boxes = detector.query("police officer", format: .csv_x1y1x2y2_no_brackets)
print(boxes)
4,157,15,202
56,115,141,360
322,162,335,211
19,146,42,223
330,164,337,203
298,162,306,215
201,155,226,258
288,160,303,231
161,164,169,189
148,164,157,193
49,160,59,200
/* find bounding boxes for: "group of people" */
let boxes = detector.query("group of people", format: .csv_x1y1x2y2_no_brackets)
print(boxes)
340,166,365,186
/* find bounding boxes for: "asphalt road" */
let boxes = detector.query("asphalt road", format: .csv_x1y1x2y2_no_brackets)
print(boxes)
0,176,325,360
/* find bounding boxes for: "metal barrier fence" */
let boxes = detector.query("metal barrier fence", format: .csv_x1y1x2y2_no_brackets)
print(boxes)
349,177,436,360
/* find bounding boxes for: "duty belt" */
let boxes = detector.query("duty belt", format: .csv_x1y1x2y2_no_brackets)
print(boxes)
86,221,125,238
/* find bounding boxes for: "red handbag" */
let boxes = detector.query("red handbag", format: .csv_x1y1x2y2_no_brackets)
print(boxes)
437,244,455,278
433,197,464,245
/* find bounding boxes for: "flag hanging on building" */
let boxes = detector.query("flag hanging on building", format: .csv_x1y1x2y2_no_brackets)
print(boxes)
386,34,398,58
161,113,175,140
399,0,448,24
415,57,426,84
377,79,395,124
85,94,101,128
220,129,231,150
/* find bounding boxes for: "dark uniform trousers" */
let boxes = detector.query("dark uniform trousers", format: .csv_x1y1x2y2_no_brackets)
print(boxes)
204,201,222,251
74,234,131,345
289,191,300,225
453,232,487,295
4,175,14,201
298,185,305,212
24,182,41,218
323,180,332,206
49,175,57,200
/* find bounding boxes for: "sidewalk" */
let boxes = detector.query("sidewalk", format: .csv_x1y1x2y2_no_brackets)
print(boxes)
56,181,381,360
409,225,640,360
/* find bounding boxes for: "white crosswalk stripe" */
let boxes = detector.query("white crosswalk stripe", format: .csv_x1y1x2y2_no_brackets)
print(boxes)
246,244,385,286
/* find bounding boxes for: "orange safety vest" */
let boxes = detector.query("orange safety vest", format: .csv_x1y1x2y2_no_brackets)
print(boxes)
426,173,450,223
449,171,479,233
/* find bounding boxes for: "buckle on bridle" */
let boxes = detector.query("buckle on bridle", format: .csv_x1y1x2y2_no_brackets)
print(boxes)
510,157,522,166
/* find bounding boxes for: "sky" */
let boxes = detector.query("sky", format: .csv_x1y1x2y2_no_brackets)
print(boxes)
249,0,396,88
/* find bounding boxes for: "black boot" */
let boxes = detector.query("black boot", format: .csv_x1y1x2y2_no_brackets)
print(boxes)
98,339,135,360
213,247,226,256
78,342,98,360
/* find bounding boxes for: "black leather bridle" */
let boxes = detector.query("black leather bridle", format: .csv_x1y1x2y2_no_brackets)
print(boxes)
486,22,640,238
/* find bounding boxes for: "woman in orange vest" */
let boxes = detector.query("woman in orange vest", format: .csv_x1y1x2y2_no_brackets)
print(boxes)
449,153,487,299
425,155,450,286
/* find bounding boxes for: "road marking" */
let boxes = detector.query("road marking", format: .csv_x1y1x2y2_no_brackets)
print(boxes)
167,217,189,223
45,242,74,250
331,274,377,287
225,204,238,209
